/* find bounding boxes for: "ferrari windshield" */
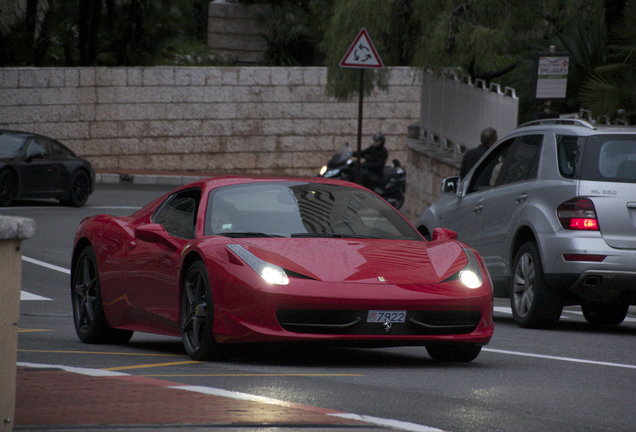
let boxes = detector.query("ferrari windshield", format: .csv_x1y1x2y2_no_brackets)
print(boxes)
205,181,422,241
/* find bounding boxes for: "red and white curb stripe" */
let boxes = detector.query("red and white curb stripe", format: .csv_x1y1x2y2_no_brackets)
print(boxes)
18,362,445,432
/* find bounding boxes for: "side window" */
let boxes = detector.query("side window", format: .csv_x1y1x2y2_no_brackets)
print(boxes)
47,139,71,157
556,135,579,178
467,139,513,194
153,189,201,239
498,134,543,185
25,140,47,158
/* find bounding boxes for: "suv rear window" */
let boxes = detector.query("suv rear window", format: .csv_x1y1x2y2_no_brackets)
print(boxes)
581,135,636,182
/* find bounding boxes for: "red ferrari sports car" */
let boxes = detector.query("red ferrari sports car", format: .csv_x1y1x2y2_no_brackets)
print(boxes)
71,177,494,362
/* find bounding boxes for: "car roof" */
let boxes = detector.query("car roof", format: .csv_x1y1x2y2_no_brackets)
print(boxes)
511,119,636,137
0,130,34,137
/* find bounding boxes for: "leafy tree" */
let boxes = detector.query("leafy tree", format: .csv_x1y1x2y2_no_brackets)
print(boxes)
0,0,212,67
236,0,331,66
320,0,636,123
322,0,393,101
321,1,568,102
579,1,636,122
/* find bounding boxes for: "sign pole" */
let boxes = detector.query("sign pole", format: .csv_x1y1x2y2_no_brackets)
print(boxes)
339,28,383,185
356,69,364,183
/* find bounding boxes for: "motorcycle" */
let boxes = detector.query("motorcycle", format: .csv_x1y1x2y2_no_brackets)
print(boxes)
318,142,406,210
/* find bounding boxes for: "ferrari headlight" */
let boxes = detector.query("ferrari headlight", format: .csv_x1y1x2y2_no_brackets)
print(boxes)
226,244,289,285
459,248,483,289
459,269,481,288
319,165,328,175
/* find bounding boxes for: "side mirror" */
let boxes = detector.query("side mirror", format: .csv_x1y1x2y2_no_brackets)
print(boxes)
441,176,460,195
134,224,180,249
432,227,458,241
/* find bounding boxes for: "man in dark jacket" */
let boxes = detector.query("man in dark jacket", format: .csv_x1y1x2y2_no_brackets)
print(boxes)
354,133,388,189
459,127,498,179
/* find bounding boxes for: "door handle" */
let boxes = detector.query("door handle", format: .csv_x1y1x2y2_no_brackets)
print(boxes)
472,205,483,214
516,194,528,203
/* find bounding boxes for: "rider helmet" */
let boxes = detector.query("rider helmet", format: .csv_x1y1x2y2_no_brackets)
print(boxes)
372,133,385,145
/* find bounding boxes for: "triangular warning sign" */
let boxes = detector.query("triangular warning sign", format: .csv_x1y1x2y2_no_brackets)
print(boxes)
340,28,383,69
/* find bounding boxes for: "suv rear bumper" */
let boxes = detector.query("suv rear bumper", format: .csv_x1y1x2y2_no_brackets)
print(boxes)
546,271,636,302
539,232,636,301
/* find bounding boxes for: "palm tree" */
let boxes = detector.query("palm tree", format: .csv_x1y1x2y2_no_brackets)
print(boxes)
579,3,636,123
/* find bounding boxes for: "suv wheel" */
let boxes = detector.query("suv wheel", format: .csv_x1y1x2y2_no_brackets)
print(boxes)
582,303,628,326
511,242,563,329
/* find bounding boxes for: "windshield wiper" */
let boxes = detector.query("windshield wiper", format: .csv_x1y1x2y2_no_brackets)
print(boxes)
220,232,284,238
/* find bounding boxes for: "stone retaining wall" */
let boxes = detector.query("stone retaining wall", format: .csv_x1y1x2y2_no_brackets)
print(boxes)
0,67,420,177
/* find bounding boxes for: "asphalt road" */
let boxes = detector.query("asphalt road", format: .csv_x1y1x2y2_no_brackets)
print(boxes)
6,183,636,432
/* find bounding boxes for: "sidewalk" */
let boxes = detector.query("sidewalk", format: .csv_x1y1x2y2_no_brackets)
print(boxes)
96,169,247,186
13,363,389,431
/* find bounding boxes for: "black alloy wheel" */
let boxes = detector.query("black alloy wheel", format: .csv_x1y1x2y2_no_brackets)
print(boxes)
71,246,134,344
62,170,90,207
181,261,221,360
582,302,629,326
426,343,482,362
0,169,17,207
510,242,564,329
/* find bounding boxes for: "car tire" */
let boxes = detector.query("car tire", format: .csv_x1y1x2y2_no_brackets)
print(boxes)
510,241,564,329
0,169,17,207
426,343,482,362
61,170,90,207
71,246,134,344
582,303,628,326
181,260,222,361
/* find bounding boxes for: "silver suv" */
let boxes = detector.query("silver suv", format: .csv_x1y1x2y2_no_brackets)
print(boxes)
416,119,636,329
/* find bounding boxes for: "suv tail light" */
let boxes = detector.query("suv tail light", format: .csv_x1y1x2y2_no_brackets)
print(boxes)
557,198,599,230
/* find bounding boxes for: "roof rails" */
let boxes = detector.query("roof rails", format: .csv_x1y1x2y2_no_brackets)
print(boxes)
517,118,597,130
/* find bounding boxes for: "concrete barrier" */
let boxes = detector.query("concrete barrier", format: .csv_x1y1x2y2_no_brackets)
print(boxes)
0,216,35,432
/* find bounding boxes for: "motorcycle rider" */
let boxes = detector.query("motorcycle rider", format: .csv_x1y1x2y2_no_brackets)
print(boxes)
353,133,388,189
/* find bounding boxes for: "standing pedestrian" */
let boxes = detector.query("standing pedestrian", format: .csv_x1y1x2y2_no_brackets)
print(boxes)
459,127,498,179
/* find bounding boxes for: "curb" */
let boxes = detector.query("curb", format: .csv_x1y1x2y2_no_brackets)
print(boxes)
96,173,209,186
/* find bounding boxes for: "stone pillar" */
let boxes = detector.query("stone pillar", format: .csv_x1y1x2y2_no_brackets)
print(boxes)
0,216,35,432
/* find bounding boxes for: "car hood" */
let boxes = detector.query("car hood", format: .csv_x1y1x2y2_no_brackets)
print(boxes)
233,238,468,284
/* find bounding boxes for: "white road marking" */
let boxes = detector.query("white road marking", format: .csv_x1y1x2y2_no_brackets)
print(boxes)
18,362,127,377
20,291,52,301
22,256,70,274
329,413,445,431
20,256,68,301
17,362,444,432
168,385,446,431
483,348,636,369
494,305,636,322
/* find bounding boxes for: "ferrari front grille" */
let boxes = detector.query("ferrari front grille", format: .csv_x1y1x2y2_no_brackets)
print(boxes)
276,309,481,336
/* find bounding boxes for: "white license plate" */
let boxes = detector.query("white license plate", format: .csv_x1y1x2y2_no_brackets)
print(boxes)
367,310,406,323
